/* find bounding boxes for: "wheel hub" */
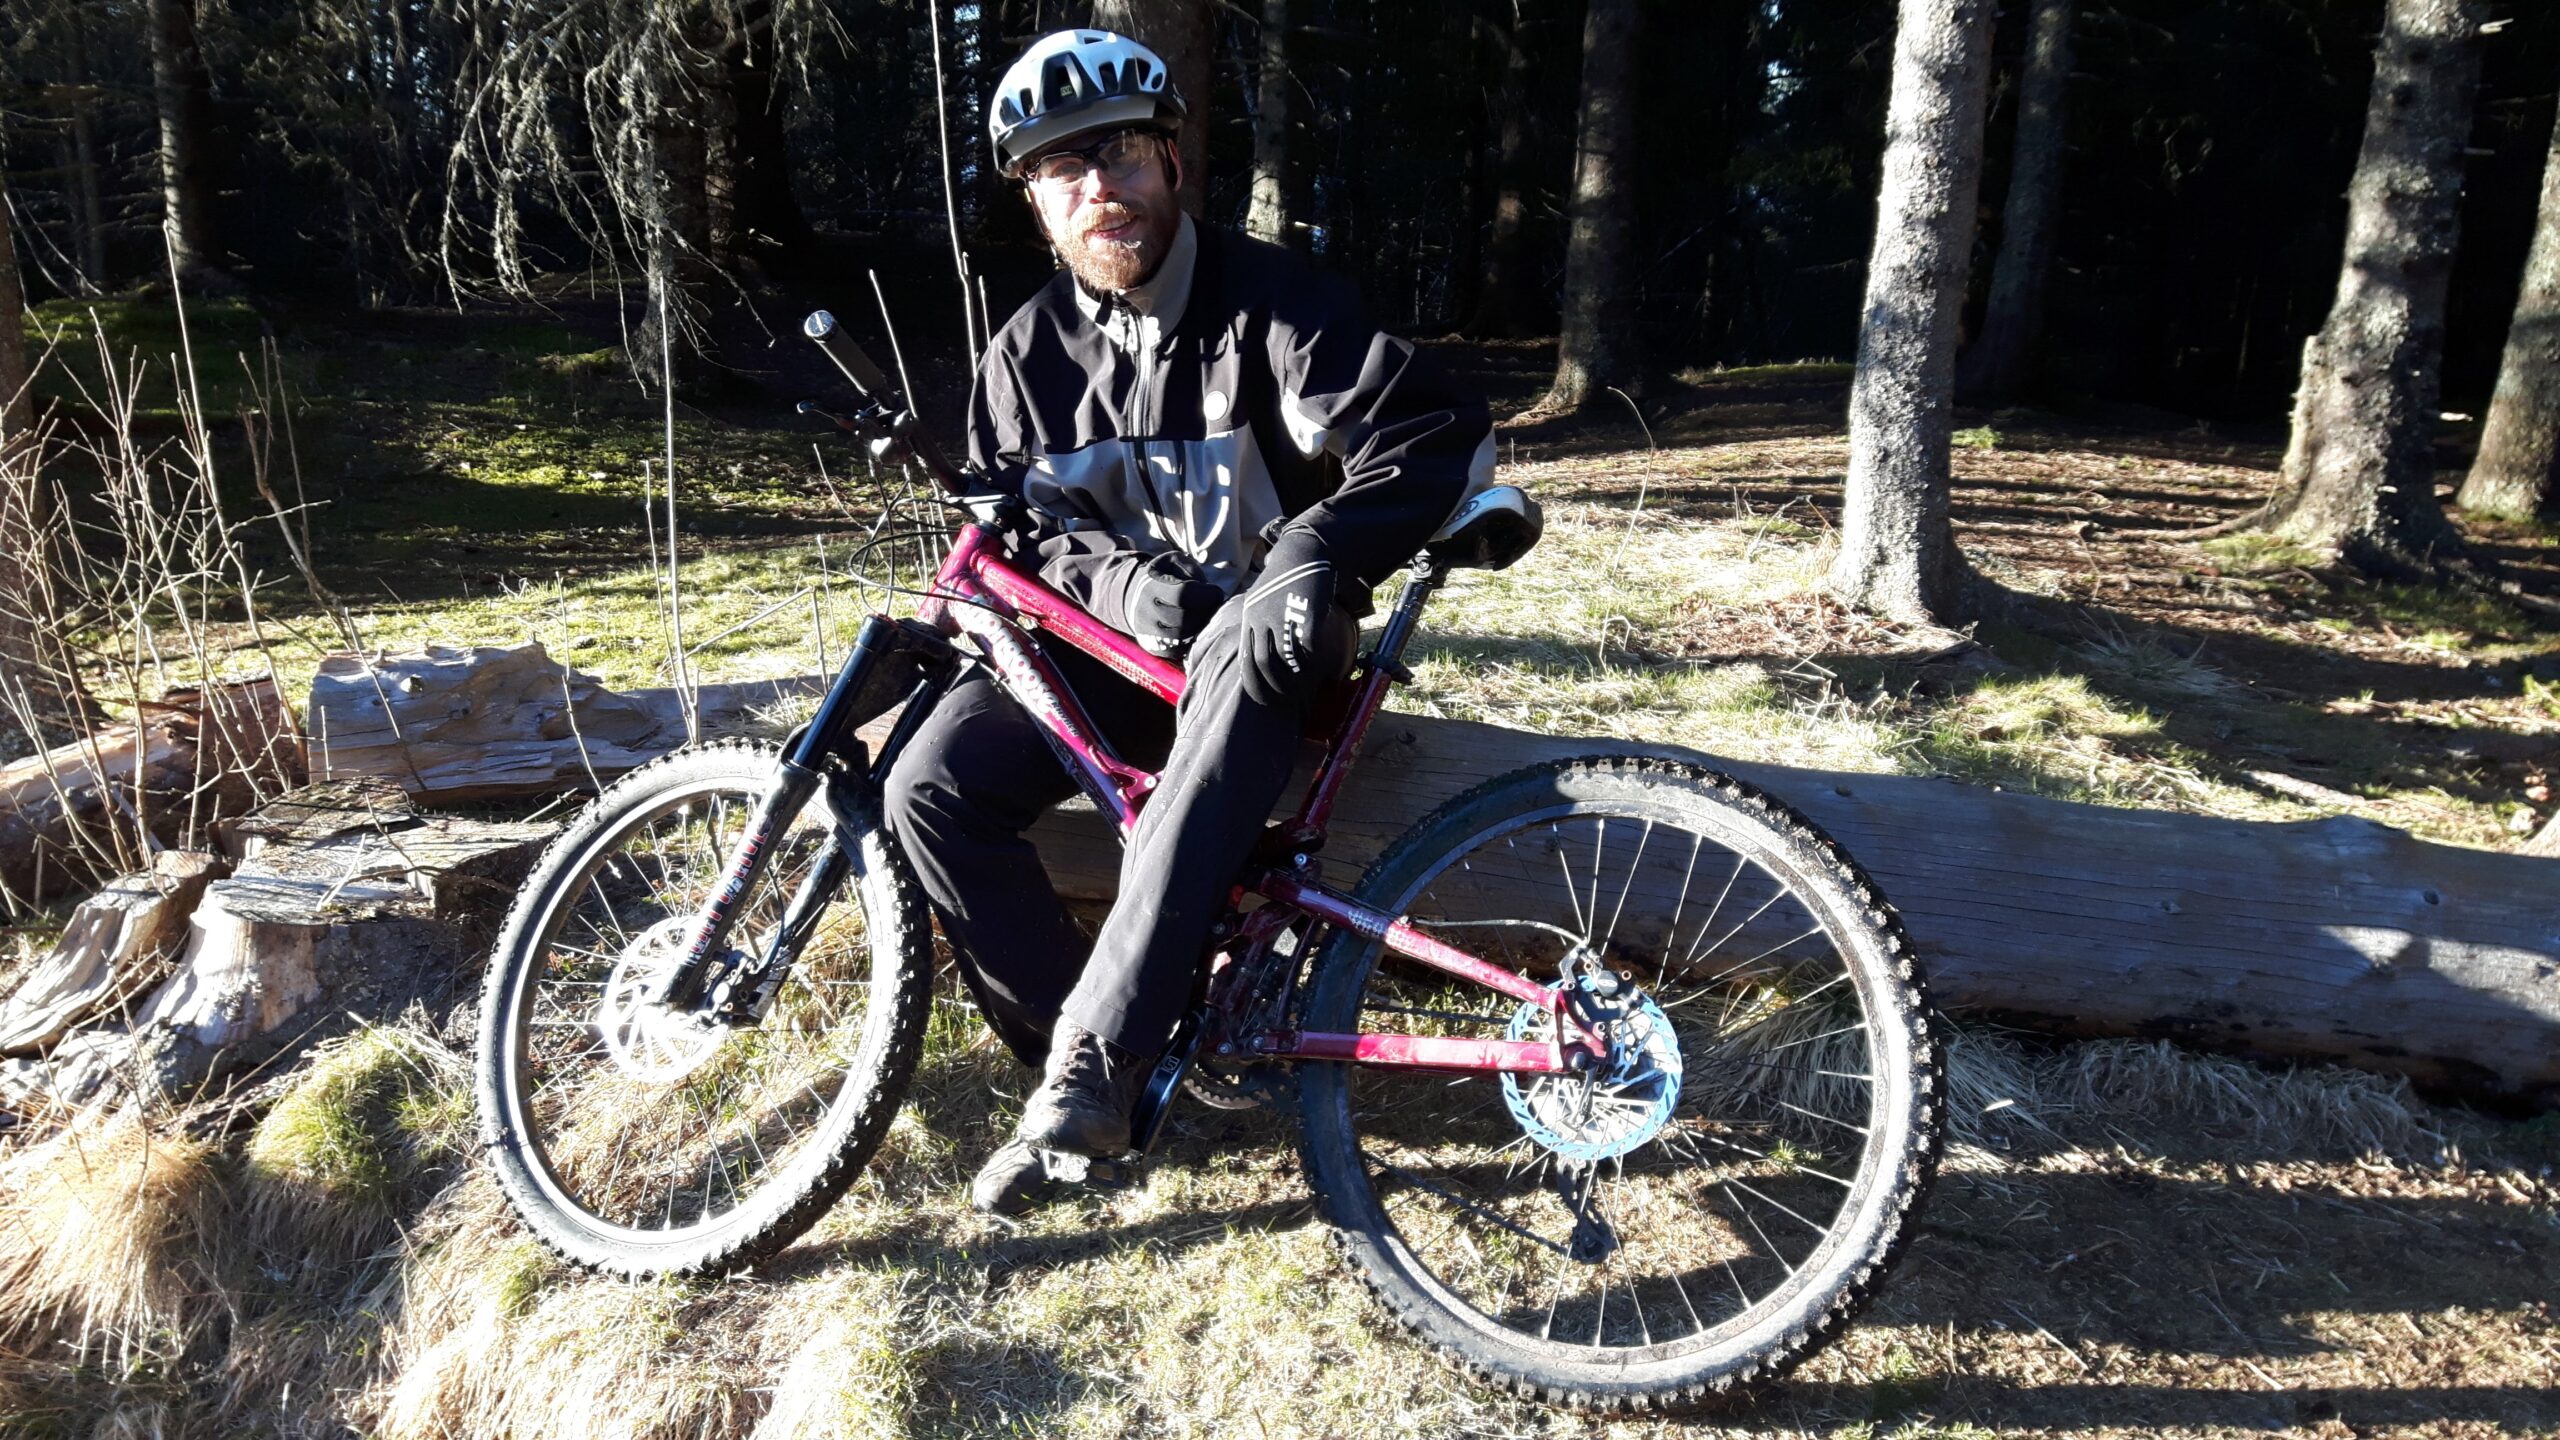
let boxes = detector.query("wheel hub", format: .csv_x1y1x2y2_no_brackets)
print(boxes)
597,917,730,1082
1501,972,1683,1163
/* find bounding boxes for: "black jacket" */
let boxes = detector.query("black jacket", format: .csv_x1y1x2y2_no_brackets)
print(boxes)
967,221,1494,629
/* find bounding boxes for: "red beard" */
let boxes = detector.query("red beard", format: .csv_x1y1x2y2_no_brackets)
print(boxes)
1061,200,1171,294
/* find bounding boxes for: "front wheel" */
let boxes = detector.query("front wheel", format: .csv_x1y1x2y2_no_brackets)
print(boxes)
1296,757,1940,1410
476,741,934,1277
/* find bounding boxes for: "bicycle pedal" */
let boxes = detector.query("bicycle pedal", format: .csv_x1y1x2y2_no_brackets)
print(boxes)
1039,1148,1140,1192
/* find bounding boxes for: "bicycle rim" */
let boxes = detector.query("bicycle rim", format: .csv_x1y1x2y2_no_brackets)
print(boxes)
483,747,917,1267
1299,758,1937,1406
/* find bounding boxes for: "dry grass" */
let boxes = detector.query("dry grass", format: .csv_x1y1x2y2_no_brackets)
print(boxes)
0,1002,2549,1438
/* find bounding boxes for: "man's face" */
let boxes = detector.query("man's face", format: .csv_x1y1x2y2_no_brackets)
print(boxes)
1024,129,1182,294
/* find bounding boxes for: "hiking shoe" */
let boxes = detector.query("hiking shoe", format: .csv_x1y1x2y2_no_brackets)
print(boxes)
970,1137,1067,1217
1016,1018,1150,1158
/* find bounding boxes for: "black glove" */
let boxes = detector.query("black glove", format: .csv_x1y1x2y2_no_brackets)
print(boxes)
1115,549,1223,657
1236,530,1336,705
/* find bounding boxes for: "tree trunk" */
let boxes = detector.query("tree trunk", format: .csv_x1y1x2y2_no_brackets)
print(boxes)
1538,0,1643,412
2456,84,2560,520
1827,0,1997,625
65,16,109,292
2247,0,2485,564
0,159,90,756
1465,0,1534,339
1092,0,1211,215
145,0,219,275
726,27,813,264
1955,0,2073,405
638,68,721,386
1245,0,1294,247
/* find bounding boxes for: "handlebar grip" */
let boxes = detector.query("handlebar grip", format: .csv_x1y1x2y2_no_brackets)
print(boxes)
801,311,899,399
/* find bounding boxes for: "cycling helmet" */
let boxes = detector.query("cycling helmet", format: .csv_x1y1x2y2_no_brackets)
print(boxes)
989,30,1187,177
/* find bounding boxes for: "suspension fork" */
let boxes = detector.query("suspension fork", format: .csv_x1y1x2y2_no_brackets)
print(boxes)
655,615,951,1011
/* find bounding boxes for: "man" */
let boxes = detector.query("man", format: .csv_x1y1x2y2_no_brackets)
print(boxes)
882,29,1494,1215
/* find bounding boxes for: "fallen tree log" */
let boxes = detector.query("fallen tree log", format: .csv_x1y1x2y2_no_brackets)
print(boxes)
0,679,303,911
308,644,821,802
308,643,2560,1105
999,714,2560,1107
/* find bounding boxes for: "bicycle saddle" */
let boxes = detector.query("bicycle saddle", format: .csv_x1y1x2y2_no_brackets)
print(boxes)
1424,485,1543,572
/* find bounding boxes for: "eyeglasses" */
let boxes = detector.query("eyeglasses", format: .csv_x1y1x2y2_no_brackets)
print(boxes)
1021,129,1164,190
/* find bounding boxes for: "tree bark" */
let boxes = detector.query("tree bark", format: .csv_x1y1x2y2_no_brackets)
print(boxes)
1539,0,1644,412
2456,85,2560,520
307,644,825,801
1827,0,1996,625
64,15,110,292
1955,0,2073,405
0,852,227,1057
145,0,220,276
1092,0,1211,216
2248,0,2486,563
1465,0,1535,339
1245,0,1294,247
0,681,301,913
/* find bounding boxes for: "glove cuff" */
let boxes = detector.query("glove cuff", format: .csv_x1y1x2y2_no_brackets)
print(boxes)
1258,528,1329,585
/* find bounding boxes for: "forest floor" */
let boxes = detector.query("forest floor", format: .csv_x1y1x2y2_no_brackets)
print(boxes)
3,294,2557,1438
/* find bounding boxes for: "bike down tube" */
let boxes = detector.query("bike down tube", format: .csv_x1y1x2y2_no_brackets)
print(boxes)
927,526,1163,834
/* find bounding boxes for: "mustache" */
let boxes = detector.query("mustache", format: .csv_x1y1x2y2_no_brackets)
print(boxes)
1076,202,1147,241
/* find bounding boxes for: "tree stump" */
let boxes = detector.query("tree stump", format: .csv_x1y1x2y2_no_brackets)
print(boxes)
126,795,556,1097
0,851,228,1056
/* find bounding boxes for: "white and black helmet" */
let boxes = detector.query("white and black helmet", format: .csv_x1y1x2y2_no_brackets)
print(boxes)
989,30,1186,177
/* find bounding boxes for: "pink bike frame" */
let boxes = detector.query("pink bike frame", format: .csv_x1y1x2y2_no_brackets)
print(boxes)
917,525,1604,1074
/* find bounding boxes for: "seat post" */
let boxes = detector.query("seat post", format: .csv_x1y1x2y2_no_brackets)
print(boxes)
1364,554,1448,678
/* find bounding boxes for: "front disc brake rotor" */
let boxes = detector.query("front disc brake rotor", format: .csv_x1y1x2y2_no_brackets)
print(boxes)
1501,973,1684,1164
597,916,730,1083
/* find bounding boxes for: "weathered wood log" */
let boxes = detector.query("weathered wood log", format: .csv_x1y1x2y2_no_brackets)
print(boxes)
0,679,302,910
0,851,228,1056
307,644,820,802
999,713,2560,1106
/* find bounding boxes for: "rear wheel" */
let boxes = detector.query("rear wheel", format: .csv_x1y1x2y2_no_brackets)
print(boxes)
476,742,933,1277
1296,757,1939,1409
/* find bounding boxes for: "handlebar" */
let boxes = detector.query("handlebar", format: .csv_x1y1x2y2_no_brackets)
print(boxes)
799,310,971,495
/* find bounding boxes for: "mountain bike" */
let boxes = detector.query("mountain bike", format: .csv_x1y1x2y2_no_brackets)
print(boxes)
474,312,1942,1410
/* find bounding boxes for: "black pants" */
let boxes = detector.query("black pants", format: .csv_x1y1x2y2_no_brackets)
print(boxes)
882,599,1355,1065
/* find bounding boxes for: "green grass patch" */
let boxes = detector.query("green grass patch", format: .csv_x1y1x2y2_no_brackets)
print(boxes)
1673,359,1854,386
2200,532,2329,575
243,1027,467,1219
2367,581,2545,655
1952,425,2000,451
